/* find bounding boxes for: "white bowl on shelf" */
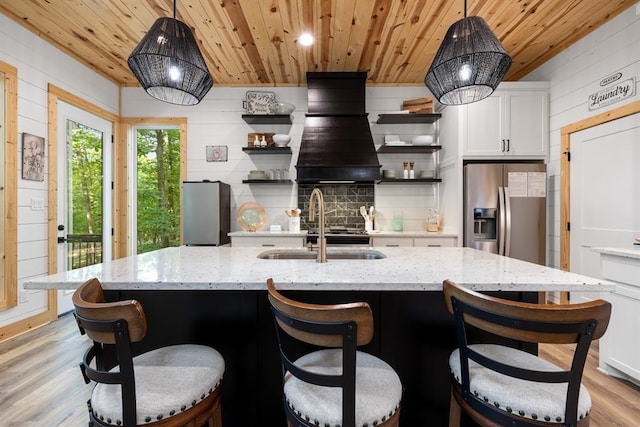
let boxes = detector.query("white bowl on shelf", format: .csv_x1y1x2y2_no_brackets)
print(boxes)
268,102,295,115
273,134,291,147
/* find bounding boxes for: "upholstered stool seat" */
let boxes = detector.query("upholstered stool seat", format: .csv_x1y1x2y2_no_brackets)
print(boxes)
267,278,402,427
449,344,591,423
91,344,225,425
443,279,611,427
285,349,402,427
72,277,225,427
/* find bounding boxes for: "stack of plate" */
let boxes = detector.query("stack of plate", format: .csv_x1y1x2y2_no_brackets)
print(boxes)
382,169,396,178
248,170,267,180
411,135,435,145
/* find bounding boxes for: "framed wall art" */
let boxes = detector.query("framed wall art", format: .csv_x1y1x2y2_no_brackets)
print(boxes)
22,133,45,181
206,145,228,162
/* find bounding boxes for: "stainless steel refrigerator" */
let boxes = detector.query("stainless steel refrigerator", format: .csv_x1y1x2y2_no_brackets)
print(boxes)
463,162,547,265
182,180,231,246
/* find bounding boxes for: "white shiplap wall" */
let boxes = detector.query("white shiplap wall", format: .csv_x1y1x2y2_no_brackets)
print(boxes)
121,85,451,233
523,1,640,268
0,13,118,328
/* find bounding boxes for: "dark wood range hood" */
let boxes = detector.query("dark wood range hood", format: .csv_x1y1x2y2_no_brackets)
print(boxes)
296,72,381,183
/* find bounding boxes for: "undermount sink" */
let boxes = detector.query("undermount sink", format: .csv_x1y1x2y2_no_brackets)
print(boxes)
257,248,386,260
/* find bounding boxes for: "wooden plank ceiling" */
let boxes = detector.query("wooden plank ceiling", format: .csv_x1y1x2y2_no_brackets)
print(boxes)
0,0,635,87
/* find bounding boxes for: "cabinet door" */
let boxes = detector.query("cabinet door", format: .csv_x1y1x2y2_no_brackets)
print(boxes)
463,95,504,155
602,285,640,381
505,91,548,156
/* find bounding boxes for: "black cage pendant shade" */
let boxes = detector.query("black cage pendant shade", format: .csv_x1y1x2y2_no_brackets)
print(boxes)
424,1,512,105
128,1,213,105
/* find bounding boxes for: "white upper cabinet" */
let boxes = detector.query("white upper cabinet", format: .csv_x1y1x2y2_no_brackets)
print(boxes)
462,84,549,157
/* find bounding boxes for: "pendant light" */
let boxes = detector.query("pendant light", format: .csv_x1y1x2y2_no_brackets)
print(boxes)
128,0,213,105
424,0,512,105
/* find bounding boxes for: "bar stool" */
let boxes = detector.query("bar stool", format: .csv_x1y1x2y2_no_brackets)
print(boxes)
443,279,611,427
266,278,402,427
72,277,225,426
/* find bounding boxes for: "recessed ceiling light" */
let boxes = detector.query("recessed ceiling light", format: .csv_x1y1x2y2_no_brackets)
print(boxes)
299,33,314,46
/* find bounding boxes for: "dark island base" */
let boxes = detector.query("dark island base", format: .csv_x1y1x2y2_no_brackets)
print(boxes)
108,289,537,427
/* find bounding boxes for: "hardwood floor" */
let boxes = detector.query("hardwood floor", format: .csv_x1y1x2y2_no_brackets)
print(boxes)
0,313,91,426
0,313,638,426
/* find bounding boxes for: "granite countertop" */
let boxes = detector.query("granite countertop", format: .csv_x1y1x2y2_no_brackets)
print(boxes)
24,246,614,293
592,246,640,260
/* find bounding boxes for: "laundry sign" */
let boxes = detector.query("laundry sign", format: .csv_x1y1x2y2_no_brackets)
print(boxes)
588,77,636,111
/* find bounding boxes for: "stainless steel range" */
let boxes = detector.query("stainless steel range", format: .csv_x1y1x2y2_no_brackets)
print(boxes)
306,227,371,246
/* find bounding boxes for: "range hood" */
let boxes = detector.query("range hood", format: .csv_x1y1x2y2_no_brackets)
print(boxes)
296,72,381,183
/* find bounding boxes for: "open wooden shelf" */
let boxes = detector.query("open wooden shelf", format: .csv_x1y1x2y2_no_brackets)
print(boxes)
242,114,292,124
376,113,441,124
242,147,292,154
242,179,293,184
377,144,442,154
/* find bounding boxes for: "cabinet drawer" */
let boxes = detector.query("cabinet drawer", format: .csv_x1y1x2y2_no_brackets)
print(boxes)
231,236,305,247
371,237,413,247
413,237,457,247
601,255,640,287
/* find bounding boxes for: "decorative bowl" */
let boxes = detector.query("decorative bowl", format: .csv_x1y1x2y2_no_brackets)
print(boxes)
268,101,295,115
237,202,267,231
272,134,291,146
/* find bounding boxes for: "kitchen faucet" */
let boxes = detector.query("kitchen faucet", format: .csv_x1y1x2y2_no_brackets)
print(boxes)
308,188,327,263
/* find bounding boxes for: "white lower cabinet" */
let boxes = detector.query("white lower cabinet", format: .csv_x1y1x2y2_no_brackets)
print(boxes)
372,236,457,247
413,237,457,247
372,237,413,247
598,253,640,386
230,235,305,247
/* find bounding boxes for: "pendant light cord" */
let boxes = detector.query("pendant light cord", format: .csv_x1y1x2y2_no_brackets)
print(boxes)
173,0,177,19
464,0,467,18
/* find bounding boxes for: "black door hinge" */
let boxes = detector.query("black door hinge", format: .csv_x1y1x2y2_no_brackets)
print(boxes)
567,222,571,231
563,151,571,161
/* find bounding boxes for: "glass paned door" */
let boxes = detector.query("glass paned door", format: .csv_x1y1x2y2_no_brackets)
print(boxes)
57,101,112,314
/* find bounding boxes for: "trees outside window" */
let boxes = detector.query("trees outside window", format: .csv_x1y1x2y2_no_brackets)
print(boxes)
136,129,181,254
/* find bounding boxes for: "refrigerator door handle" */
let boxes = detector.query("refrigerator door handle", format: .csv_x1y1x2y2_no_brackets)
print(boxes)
498,187,506,255
504,186,512,257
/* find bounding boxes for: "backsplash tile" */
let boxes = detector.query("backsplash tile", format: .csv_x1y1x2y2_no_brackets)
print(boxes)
298,184,374,230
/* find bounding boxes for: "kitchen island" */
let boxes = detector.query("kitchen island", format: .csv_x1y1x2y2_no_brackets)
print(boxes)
25,247,613,426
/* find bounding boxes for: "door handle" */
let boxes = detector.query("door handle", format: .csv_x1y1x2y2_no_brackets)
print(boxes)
504,187,512,256
57,236,67,243
498,187,506,255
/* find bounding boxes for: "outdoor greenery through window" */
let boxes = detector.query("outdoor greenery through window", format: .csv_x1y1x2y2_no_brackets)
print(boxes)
136,128,181,254
66,121,104,270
